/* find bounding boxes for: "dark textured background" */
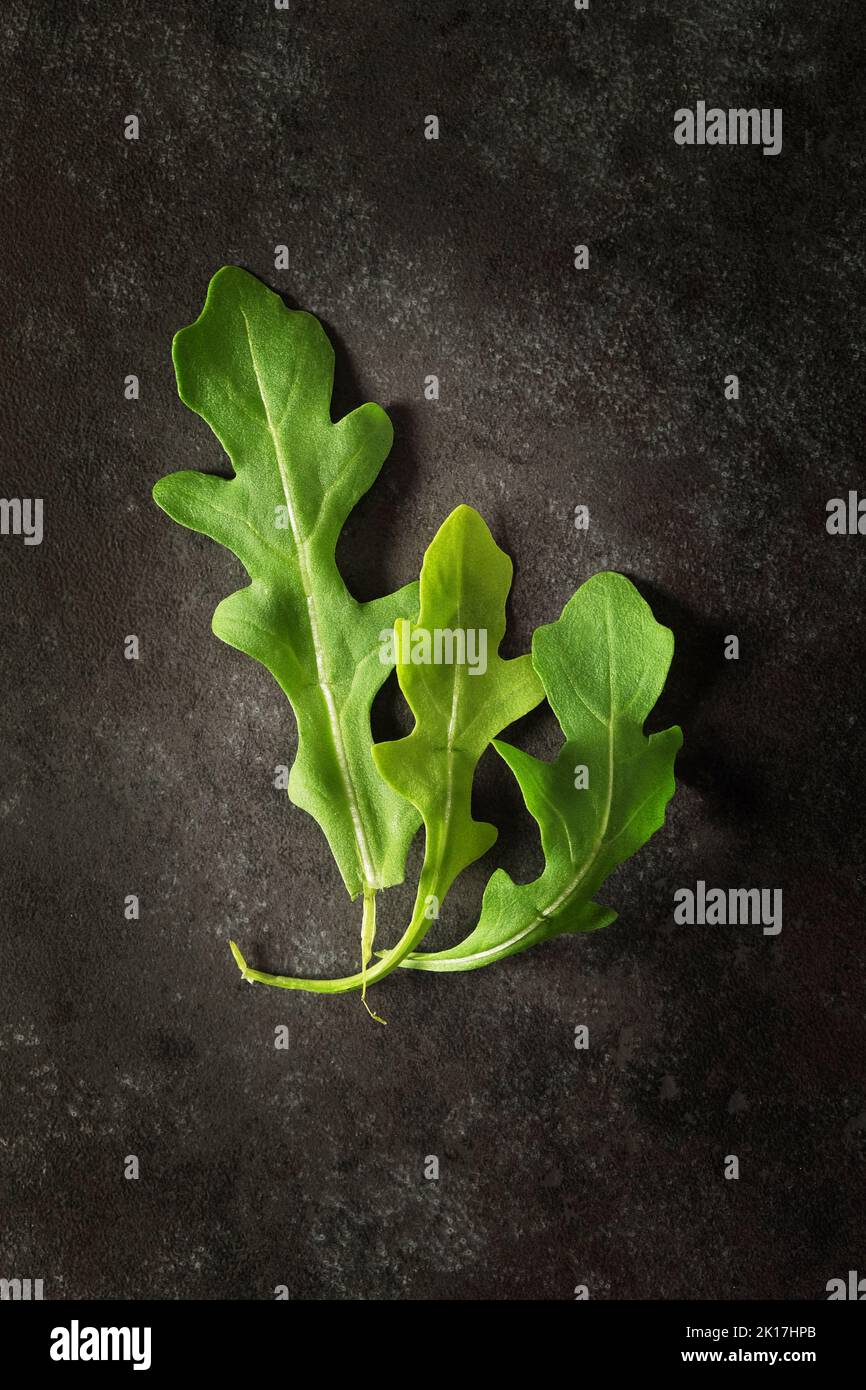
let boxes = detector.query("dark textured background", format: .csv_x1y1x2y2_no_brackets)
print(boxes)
1,0,864,1301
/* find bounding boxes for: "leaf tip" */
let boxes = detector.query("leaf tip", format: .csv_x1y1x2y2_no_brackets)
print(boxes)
151,475,170,510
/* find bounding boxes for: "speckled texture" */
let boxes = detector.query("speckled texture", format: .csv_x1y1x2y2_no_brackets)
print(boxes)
1,0,864,1301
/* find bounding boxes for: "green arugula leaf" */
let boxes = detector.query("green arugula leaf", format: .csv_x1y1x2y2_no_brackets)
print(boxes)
398,571,682,971
373,504,545,907
152,267,420,913
230,504,543,1001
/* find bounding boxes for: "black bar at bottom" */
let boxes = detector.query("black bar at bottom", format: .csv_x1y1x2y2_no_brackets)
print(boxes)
0,1298,861,1374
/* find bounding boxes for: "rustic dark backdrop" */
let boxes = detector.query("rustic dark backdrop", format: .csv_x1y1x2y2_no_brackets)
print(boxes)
1,0,864,1300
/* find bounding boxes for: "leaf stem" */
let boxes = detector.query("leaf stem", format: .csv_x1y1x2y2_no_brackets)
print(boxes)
359,890,387,1024
228,860,442,999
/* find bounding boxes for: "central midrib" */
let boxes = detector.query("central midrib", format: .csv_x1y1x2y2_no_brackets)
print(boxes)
427,538,465,893
241,311,376,890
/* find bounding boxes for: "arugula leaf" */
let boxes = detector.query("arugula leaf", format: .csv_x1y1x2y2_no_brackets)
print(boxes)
397,571,682,971
229,504,543,999
373,504,544,905
153,267,420,910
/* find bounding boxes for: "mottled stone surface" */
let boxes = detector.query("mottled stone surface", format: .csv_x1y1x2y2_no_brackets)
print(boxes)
1,0,864,1300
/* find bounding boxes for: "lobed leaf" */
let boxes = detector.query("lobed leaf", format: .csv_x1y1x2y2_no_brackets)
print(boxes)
373,505,544,908
153,266,420,901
